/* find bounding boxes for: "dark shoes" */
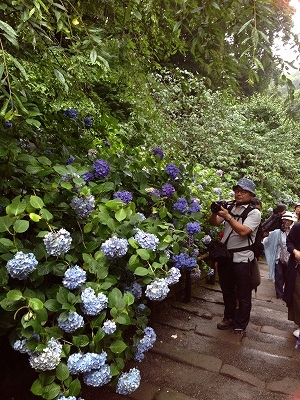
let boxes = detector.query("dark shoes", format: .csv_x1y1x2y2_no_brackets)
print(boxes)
217,318,233,330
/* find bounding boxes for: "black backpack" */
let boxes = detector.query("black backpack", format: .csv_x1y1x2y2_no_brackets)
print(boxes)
228,204,264,259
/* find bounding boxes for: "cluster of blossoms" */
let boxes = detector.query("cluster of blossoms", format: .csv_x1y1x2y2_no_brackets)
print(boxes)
82,171,94,184
213,187,222,196
4,120,12,128
165,267,181,285
87,148,98,159
134,229,159,251
188,198,201,213
63,265,87,289
161,183,175,197
145,278,170,301
202,235,212,245
116,368,141,395
102,320,117,335
64,108,78,119
83,117,93,129
29,338,63,371
216,169,223,176
186,222,201,236
134,327,157,361
61,172,81,183
125,281,143,299
173,197,188,213
68,351,112,388
93,159,110,179
56,396,85,400
81,287,108,316
173,253,197,270
70,195,95,218
6,251,38,280
57,311,84,333
166,163,179,180
66,156,75,165
101,236,128,259
136,212,146,221
113,190,133,204
152,147,164,160
43,228,72,256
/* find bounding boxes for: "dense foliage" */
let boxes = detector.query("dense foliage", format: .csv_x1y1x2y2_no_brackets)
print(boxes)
1,1,300,399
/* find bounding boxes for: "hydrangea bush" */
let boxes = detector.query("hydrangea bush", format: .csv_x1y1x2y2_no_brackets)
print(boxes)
0,122,233,399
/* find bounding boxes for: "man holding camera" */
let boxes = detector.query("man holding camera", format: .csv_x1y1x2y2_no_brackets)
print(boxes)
209,178,261,335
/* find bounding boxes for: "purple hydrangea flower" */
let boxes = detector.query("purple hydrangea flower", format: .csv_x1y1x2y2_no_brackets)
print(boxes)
186,222,201,236
125,281,142,299
145,278,170,301
216,169,223,176
113,190,133,204
66,156,75,165
4,120,12,128
82,171,94,184
64,108,78,119
134,327,157,361
202,235,212,245
116,368,141,395
166,163,179,179
81,287,108,316
103,139,110,147
58,311,84,333
83,117,93,129
173,253,197,269
63,265,87,290
151,189,161,197
93,159,110,179
102,320,117,335
161,183,175,197
70,195,95,218
6,251,38,280
101,237,128,259
152,147,164,160
173,198,188,213
188,198,201,213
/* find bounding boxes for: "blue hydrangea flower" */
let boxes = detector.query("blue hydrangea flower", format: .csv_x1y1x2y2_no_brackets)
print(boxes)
186,222,201,236
93,159,110,179
83,117,93,129
135,327,157,361
202,235,212,245
29,338,62,371
43,228,72,256
101,236,128,259
70,195,95,218
81,287,108,316
103,139,111,147
6,251,38,280
213,187,222,195
161,183,175,197
152,147,164,160
68,351,107,374
66,156,75,165
63,265,86,290
151,188,161,197
136,212,146,221
188,198,201,213
58,311,84,333
216,169,223,176
145,278,170,301
4,120,12,128
133,229,159,251
116,367,141,395
173,253,197,270
166,163,179,179
64,108,78,119
125,281,142,299
82,171,94,184
136,304,147,316
165,267,181,285
173,198,188,213
87,149,98,159
102,320,117,335
113,190,133,204
13,339,32,354
55,395,78,400
83,364,112,387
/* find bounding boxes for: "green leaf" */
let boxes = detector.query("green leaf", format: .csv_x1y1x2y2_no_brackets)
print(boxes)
115,208,127,222
136,249,150,260
40,209,53,221
26,165,42,174
108,288,123,308
11,56,28,79
7,289,23,301
109,339,127,354
0,20,18,38
0,238,14,247
68,378,81,396
29,298,44,311
90,49,97,64
6,196,27,216
55,362,70,381
72,335,90,347
134,266,149,276
13,219,29,233
25,118,41,128
30,195,45,209
29,213,42,222
44,299,61,312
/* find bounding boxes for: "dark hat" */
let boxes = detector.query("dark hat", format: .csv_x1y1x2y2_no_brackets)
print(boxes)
273,204,287,214
232,178,256,195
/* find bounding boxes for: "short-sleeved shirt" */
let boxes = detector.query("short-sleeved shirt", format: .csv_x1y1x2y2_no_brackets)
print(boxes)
221,204,261,263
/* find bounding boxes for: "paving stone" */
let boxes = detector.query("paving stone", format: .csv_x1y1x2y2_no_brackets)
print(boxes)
128,381,160,400
220,363,266,389
266,377,300,395
261,325,292,338
155,387,198,400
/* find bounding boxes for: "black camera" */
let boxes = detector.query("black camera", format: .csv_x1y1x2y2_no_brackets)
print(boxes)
210,200,232,213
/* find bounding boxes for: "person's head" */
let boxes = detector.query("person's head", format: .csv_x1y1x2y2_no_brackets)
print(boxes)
294,203,300,218
251,197,262,210
273,204,287,215
232,178,256,203
282,211,297,230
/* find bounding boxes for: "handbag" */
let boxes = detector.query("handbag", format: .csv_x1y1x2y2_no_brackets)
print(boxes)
209,241,232,262
279,233,290,266
250,257,261,289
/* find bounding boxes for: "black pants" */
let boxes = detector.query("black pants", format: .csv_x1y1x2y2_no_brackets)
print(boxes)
274,260,287,299
217,260,253,330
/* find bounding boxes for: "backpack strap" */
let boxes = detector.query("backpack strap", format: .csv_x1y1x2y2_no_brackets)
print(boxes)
227,204,256,253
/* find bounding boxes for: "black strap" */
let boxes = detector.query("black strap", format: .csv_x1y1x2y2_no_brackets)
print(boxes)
226,204,256,253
